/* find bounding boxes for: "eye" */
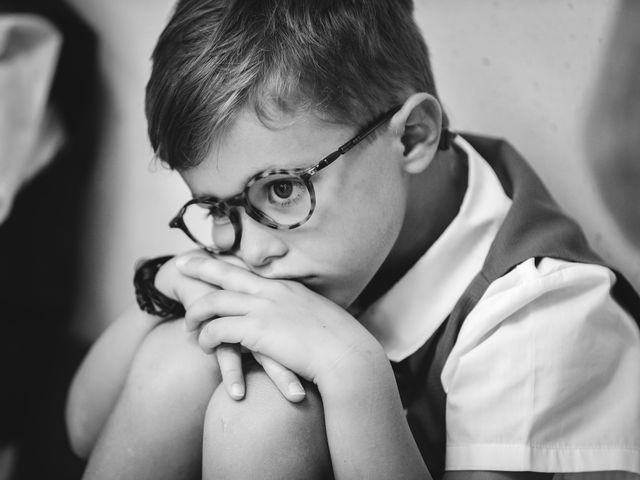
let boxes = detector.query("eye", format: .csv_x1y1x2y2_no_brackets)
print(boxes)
266,178,306,207
271,180,294,199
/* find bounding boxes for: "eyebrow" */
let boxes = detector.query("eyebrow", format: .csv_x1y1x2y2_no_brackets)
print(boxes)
189,149,334,201
187,114,375,202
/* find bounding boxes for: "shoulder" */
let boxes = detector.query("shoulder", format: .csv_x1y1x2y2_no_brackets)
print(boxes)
442,258,640,475
445,258,639,379
450,258,639,354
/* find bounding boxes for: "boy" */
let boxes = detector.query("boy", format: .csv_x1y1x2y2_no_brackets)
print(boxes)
66,1,640,479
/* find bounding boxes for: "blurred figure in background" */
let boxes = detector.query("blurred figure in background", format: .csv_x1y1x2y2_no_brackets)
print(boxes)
0,0,98,478
585,0,640,246
0,11,63,223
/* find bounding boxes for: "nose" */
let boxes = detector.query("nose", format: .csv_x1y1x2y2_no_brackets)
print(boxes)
233,210,289,269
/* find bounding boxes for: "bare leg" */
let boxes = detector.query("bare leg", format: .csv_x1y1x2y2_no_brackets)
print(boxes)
82,320,221,480
203,362,333,480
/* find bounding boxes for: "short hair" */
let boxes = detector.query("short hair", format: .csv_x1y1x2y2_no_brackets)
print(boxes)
146,0,448,170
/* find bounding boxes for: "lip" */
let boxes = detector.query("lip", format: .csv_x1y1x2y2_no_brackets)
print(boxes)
266,274,316,283
260,274,318,288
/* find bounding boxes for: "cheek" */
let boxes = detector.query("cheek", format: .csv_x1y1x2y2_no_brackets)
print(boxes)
304,167,407,304
338,162,407,249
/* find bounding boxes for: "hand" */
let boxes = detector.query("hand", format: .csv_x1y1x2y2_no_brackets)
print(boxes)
154,249,212,305
155,251,305,402
175,255,386,394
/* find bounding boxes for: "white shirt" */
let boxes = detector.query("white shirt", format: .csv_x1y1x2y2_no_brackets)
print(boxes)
360,137,640,478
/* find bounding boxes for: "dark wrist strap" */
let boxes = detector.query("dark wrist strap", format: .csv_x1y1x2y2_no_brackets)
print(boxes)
133,255,186,319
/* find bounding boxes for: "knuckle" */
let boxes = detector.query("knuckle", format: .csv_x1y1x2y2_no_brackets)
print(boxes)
252,315,269,333
242,330,262,353
212,259,232,277
198,323,218,350
254,296,274,313
189,291,220,318
203,289,222,307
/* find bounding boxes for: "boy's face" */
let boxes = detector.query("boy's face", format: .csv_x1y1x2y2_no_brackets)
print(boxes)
180,108,410,307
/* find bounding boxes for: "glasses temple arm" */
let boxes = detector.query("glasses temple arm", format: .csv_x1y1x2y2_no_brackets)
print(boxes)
338,105,403,155
340,105,454,153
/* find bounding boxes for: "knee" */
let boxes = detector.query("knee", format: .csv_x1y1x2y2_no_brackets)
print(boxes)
126,321,221,409
203,366,333,480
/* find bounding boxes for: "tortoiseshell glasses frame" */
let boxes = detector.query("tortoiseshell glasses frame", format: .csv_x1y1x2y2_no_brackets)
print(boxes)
169,104,441,254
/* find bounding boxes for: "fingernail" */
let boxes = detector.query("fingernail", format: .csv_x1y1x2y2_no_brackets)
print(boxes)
288,382,305,397
230,383,244,398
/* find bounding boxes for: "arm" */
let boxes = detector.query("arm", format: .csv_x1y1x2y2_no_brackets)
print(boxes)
179,255,431,479
65,304,162,458
319,342,431,479
67,252,304,459
323,370,553,479
179,257,571,479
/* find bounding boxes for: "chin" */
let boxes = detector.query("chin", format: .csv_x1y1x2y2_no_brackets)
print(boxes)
317,284,360,309
301,273,367,308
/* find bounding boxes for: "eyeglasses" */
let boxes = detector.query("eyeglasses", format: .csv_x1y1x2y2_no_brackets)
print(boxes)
170,105,430,254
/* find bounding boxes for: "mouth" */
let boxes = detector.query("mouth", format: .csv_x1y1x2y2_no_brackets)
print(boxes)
266,274,319,290
276,275,316,283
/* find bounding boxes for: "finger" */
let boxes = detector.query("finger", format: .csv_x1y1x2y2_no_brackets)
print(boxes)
154,253,223,313
173,276,220,311
214,254,251,271
198,316,254,352
175,255,269,295
184,290,257,332
253,352,306,403
215,343,245,400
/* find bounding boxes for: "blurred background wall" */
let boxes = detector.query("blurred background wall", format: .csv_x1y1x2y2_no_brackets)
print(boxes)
66,0,639,342
65,0,191,340
416,0,640,292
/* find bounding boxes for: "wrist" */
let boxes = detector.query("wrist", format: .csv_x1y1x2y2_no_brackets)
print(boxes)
316,343,396,404
153,256,180,298
133,256,186,319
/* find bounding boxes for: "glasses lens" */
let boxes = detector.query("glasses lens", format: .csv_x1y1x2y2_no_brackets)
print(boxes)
182,203,235,251
247,173,312,227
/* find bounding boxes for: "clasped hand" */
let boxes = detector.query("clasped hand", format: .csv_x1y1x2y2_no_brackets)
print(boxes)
155,252,383,403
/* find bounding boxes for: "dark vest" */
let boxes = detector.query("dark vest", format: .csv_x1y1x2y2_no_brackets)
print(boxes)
391,134,640,480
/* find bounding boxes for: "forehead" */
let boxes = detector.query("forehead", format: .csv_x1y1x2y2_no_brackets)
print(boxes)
180,108,354,199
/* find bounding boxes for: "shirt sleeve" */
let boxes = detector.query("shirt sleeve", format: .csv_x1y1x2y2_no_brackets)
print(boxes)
441,258,640,477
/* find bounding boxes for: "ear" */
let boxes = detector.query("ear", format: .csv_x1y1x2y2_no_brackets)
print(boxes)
389,93,443,174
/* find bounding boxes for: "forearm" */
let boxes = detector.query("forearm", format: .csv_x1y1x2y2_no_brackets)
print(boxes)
320,352,431,480
65,304,162,457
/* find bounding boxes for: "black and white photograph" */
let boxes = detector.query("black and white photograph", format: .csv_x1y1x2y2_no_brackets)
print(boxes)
1,1,639,479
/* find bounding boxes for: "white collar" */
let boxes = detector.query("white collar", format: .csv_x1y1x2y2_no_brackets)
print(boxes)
358,136,513,362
